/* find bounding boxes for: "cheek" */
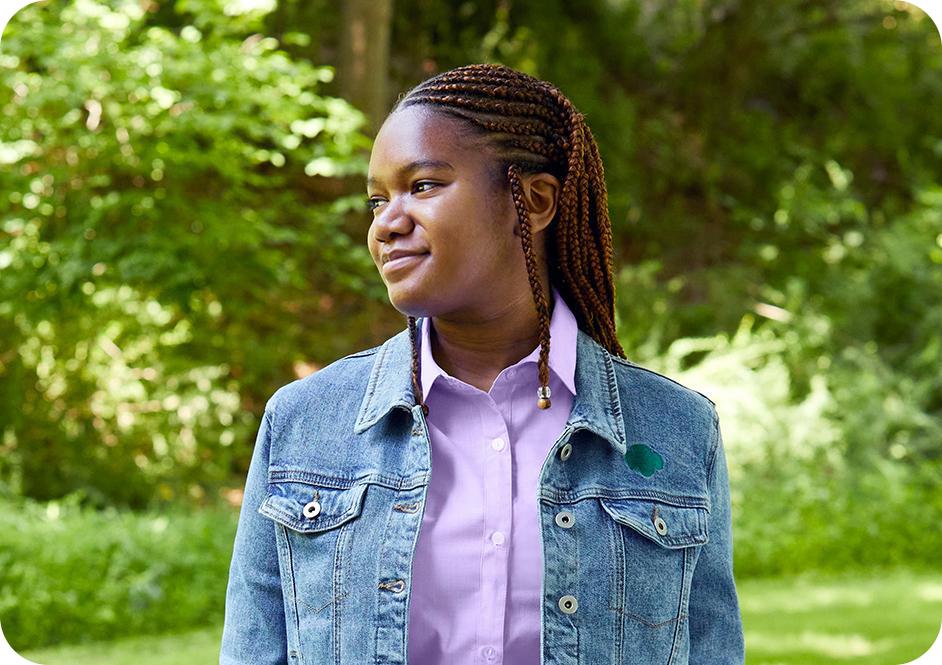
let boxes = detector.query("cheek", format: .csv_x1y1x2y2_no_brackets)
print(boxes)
366,226,381,263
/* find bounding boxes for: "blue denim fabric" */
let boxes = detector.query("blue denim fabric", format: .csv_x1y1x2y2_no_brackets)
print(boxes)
220,322,745,664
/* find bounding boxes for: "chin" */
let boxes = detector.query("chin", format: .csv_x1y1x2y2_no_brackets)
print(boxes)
385,284,433,319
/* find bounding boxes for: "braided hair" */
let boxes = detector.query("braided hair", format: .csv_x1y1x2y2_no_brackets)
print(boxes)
389,63,626,417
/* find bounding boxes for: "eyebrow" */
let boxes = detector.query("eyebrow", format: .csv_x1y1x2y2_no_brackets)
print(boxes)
367,159,455,189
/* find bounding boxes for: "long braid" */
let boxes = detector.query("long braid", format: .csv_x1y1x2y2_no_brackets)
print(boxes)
509,163,552,395
407,315,428,417
390,63,626,416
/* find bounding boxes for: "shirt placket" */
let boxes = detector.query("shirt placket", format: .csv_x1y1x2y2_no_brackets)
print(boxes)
478,384,513,665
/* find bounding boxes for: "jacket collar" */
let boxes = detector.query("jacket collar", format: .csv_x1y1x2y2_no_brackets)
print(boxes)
353,317,628,456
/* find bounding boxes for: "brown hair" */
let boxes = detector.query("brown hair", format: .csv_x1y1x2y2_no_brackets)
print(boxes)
389,63,625,417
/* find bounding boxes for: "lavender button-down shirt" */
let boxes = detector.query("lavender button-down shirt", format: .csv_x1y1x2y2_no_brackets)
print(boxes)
407,286,578,665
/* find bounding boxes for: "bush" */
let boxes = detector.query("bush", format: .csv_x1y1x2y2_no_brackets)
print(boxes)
0,492,238,651
0,0,373,508
644,315,942,577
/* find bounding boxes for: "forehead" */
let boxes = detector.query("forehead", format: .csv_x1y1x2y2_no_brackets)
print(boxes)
368,106,487,179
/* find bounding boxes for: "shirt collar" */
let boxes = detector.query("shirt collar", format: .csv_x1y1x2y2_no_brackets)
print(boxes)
419,285,578,398
354,287,627,455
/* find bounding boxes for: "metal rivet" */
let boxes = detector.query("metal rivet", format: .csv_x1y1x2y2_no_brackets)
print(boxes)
559,443,572,461
554,510,574,529
558,594,579,614
302,500,321,519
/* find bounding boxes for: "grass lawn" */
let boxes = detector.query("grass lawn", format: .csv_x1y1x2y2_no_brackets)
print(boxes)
15,567,942,665
739,566,942,664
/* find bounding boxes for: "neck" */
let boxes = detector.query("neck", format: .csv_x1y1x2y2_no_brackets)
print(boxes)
429,288,554,393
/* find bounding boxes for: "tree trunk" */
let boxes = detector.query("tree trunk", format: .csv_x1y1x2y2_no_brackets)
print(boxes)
338,0,393,133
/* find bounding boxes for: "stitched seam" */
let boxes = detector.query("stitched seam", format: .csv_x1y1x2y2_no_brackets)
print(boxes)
667,547,689,664
264,405,280,449
705,412,720,482
612,607,687,628
373,483,398,661
603,348,624,440
268,469,426,491
608,507,625,662
542,487,708,507
280,523,304,660
298,592,347,616
340,345,382,360
332,520,349,665
362,339,389,419
610,356,717,407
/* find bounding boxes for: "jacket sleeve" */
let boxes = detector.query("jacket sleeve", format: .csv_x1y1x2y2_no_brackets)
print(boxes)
687,412,746,663
219,405,289,665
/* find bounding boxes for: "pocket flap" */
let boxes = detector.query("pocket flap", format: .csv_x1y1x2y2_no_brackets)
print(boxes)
599,497,709,548
258,478,368,534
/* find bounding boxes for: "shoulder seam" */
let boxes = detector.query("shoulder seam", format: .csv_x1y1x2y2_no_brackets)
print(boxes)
705,412,721,482
262,396,280,444
338,344,382,361
610,355,717,408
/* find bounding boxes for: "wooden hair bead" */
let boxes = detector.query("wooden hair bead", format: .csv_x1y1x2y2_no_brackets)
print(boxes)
537,384,551,409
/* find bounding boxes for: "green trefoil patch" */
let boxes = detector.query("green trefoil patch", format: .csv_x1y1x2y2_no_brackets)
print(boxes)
623,443,664,477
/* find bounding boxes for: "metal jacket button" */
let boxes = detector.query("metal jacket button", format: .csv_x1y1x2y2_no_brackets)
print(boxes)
558,594,579,614
302,499,321,519
559,443,572,461
654,516,668,535
554,510,574,528
652,504,667,535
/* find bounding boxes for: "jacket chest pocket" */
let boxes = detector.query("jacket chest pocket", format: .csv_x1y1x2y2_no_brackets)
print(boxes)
258,476,371,617
598,496,709,628
259,478,369,534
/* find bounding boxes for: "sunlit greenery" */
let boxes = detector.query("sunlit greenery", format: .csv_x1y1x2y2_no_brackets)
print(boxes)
0,0,374,507
1,0,940,657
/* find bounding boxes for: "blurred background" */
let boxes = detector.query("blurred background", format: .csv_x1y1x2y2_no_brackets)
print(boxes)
1,0,940,663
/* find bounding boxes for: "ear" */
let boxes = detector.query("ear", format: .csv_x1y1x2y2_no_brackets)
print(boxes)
517,172,560,235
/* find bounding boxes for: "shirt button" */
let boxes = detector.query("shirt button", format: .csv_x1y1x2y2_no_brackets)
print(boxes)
491,530,505,546
481,646,498,660
491,437,506,451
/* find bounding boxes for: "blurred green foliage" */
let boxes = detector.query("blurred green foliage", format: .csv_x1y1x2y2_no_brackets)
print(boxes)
0,1,941,649
653,315,942,576
0,0,375,507
0,493,236,650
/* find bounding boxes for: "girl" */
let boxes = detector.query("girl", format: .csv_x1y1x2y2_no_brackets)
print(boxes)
221,63,744,665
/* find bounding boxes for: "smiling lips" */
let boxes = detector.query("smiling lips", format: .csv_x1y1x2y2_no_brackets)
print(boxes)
382,248,427,263
382,250,428,275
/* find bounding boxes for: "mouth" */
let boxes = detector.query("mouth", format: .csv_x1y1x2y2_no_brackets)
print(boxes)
382,252,428,276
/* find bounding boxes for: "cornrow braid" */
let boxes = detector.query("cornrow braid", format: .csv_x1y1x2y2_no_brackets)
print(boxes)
392,63,626,417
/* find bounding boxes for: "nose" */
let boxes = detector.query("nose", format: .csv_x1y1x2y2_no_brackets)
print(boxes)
371,194,413,243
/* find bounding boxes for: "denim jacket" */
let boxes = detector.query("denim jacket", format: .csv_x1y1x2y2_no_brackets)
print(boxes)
220,322,745,665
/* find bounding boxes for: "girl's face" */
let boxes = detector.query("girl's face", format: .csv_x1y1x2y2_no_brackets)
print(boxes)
366,105,527,320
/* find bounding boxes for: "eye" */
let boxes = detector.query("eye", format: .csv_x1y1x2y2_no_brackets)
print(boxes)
413,181,438,193
366,196,385,212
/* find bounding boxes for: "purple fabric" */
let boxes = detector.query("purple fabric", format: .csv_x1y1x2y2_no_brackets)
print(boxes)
407,285,578,665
